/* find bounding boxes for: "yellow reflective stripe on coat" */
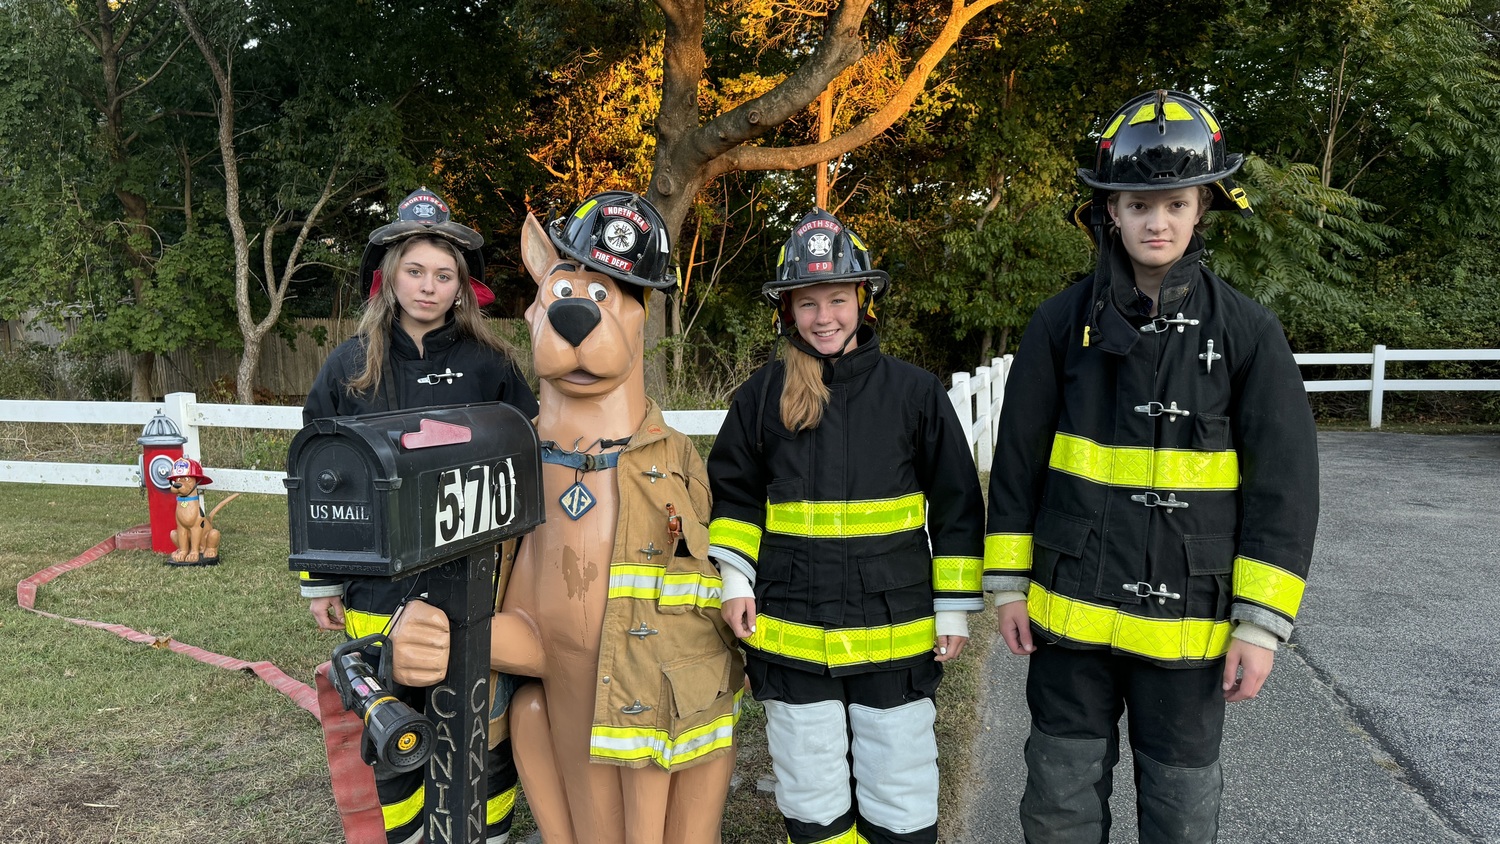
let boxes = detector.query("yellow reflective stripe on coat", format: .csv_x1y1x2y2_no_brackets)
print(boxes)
1028,583,1232,661
590,690,741,768
608,563,724,609
765,493,926,538
794,824,868,844
383,783,424,830
1232,555,1306,619
932,556,982,592
1049,433,1239,490
709,517,762,562
746,614,936,668
985,533,1033,572
488,782,517,825
345,608,392,641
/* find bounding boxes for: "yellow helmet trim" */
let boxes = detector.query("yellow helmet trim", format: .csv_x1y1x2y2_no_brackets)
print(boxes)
573,198,598,219
1128,103,1157,125
777,244,786,267
1198,108,1221,133
1102,114,1127,140
849,232,867,250
1163,101,1193,121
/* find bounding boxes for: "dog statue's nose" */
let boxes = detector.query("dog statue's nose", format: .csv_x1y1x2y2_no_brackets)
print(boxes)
547,298,602,347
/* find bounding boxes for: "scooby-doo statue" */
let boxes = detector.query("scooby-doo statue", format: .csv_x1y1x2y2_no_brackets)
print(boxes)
166,457,240,566
391,191,743,843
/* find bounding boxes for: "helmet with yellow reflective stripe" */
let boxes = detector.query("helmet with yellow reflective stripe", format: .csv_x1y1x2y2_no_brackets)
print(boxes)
546,190,678,292
1078,89,1250,214
761,208,889,334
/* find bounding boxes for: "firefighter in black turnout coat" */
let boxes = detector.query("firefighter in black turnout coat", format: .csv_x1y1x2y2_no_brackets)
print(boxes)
985,91,1320,844
300,188,537,844
708,209,986,844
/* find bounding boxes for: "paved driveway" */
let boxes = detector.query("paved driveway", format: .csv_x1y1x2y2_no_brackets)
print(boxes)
958,432,1500,843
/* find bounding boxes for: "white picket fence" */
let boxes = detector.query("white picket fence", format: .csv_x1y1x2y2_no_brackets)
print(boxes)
0,393,727,496
1294,345,1500,429
1,344,1495,494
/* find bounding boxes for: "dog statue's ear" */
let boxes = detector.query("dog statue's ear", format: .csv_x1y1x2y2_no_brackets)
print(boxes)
521,213,559,286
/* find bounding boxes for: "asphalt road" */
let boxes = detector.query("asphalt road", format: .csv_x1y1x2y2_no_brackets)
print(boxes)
957,432,1500,843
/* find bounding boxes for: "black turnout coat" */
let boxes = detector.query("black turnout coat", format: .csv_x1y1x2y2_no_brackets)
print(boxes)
708,329,985,676
983,236,1318,667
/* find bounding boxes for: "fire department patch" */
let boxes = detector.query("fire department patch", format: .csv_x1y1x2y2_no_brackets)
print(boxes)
603,219,638,253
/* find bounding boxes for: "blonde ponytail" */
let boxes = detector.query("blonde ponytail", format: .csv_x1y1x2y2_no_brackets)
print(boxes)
779,342,830,432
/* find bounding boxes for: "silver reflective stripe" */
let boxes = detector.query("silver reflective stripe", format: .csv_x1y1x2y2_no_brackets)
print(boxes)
589,719,735,766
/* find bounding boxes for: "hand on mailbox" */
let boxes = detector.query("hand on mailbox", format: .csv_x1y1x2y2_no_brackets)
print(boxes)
389,600,451,687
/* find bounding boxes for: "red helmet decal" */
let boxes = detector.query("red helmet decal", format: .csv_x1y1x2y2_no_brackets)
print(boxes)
590,247,635,272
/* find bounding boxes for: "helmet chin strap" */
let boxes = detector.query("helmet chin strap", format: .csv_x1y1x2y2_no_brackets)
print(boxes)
786,324,860,361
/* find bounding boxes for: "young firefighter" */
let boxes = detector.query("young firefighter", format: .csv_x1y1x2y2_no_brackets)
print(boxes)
300,188,538,844
985,90,1320,843
708,208,986,844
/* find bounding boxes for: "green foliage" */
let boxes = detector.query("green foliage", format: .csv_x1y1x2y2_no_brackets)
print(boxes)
0,343,128,401
1207,156,1395,339
0,343,62,400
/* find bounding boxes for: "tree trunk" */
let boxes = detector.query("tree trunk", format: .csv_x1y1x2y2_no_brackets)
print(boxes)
131,351,155,402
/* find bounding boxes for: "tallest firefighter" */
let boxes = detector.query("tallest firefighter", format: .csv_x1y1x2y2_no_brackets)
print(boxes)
985,90,1320,844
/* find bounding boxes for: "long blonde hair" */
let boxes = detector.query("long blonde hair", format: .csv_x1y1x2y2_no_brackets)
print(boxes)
347,235,511,397
779,341,830,432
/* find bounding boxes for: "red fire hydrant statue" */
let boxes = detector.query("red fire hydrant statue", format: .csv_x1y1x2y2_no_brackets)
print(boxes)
139,413,188,555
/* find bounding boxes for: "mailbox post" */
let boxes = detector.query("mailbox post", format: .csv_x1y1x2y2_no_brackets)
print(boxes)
286,403,543,844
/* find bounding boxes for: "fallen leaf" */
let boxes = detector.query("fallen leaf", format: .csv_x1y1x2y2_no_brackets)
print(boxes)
151,637,171,649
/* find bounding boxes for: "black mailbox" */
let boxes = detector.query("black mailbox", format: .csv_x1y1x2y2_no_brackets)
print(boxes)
286,402,544,578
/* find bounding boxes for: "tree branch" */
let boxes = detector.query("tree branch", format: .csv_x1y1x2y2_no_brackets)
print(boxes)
706,0,1003,180
117,39,186,103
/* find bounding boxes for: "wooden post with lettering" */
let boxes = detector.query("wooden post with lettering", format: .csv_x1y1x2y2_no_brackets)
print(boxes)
421,552,496,844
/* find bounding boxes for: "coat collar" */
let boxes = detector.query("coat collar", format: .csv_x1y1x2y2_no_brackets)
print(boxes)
389,313,460,360
622,398,674,453
820,325,881,384
1089,234,1206,356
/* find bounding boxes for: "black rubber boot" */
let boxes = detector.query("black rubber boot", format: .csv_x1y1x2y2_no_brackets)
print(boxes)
1134,748,1222,844
1019,727,1116,844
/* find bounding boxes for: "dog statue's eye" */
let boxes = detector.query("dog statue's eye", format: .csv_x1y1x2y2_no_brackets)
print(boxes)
551,280,574,298
587,282,608,302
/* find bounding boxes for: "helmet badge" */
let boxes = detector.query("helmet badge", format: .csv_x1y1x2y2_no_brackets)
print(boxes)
602,219,638,253
806,233,833,257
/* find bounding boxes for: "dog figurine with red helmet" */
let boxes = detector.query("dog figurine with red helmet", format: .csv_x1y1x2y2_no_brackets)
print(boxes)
165,457,240,566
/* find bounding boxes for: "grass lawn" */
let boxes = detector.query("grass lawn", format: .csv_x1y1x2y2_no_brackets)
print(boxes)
0,482,994,843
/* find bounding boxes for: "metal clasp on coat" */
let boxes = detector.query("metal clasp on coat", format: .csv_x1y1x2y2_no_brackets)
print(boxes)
1130,491,1189,511
1140,313,1200,334
1134,401,1191,422
621,700,653,715
1123,581,1182,605
627,622,659,639
417,368,463,385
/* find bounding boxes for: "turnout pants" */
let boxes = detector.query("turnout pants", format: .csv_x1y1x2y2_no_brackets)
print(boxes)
1020,642,1226,844
749,657,943,844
